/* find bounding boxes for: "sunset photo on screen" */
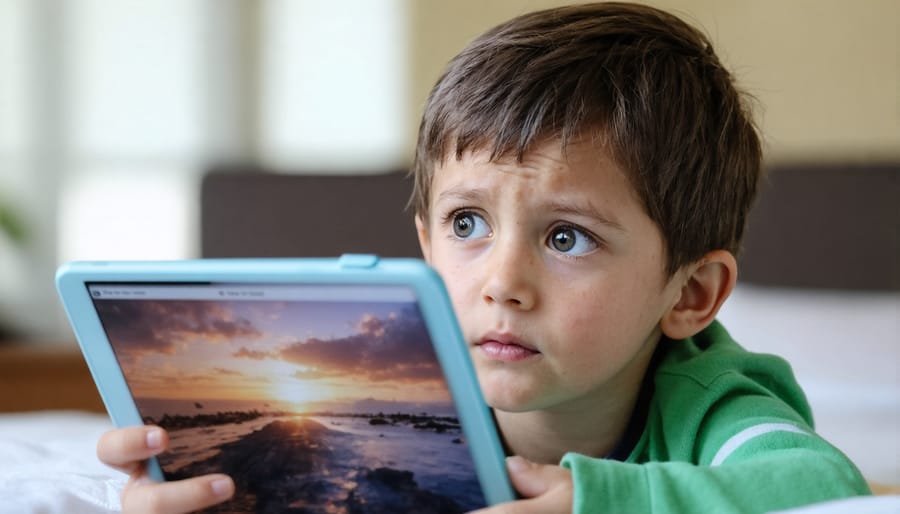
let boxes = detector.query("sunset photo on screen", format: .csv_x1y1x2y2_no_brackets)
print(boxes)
92,290,486,513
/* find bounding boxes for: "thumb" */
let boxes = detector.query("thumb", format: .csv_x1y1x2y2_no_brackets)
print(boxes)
505,456,570,498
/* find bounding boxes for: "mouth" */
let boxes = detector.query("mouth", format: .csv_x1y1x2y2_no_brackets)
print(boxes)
475,332,540,362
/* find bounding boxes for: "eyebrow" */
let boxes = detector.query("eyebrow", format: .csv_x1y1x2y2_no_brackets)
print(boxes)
435,186,491,205
547,200,627,233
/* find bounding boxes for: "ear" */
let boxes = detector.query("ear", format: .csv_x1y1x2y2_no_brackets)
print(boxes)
415,215,432,263
660,250,737,340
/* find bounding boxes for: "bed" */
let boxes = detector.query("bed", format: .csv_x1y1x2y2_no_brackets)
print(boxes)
0,163,896,512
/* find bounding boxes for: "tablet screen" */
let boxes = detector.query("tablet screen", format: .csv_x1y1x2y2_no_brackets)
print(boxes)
87,281,488,513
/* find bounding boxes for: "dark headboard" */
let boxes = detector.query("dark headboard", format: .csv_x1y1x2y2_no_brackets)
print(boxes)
201,163,898,291
738,162,899,291
201,169,421,259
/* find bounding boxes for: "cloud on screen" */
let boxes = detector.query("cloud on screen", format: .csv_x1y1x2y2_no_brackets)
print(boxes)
95,300,261,356
241,307,443,383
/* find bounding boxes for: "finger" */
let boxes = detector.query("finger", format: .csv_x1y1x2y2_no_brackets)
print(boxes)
97,426,168,474
122,474,235,514
506,456,573,498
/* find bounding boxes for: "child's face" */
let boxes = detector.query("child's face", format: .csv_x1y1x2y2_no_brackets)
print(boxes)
416,139,686,414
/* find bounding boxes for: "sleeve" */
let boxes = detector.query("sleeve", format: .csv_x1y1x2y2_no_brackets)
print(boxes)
562,428,869,513
560,387,871,514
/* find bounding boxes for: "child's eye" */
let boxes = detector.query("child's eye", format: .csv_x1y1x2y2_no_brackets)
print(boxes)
451,211,491,239
547,225,598,255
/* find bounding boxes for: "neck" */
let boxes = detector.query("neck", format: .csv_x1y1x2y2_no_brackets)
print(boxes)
494,392,633,464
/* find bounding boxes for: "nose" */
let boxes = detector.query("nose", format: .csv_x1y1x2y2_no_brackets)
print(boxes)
480,238,537,311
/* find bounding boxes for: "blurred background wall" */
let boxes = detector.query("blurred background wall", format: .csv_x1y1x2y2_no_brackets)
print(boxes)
410,0,900,162
0,0,898,342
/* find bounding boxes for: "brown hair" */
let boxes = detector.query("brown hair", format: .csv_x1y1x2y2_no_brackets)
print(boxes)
411,2,762,275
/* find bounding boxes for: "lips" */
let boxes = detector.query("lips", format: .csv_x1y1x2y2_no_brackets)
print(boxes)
475,332,540,362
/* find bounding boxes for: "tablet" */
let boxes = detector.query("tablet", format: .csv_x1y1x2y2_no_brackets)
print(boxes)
56,256,515,512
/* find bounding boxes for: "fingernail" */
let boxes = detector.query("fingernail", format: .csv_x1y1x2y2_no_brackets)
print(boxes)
210,477,234,498
506,455,530,473
145,428,163,450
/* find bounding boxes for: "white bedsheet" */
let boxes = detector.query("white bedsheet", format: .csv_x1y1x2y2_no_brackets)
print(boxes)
0,410,125,514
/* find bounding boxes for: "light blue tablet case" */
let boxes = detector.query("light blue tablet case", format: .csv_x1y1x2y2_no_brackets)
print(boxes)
56,256,514,508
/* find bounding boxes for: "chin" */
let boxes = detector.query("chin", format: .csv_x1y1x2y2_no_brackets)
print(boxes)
478,374,543,413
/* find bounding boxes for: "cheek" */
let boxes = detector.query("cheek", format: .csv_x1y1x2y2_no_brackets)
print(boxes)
558,279,655,352
430,254,473,314
552,287,608,344
443,277,466,314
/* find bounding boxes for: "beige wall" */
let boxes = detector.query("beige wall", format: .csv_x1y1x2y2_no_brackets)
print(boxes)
409,0,900,163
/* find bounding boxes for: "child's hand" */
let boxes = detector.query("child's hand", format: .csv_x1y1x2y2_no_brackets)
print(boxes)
97,425,235,513
471,456,574,514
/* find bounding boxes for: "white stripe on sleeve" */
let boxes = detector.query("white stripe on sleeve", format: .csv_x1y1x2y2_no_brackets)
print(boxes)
711,423,809,466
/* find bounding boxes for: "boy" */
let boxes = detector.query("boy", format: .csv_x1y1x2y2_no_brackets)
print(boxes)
97,3,870,513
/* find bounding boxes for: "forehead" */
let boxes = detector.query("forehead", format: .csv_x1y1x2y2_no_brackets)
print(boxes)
431,139,639,205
